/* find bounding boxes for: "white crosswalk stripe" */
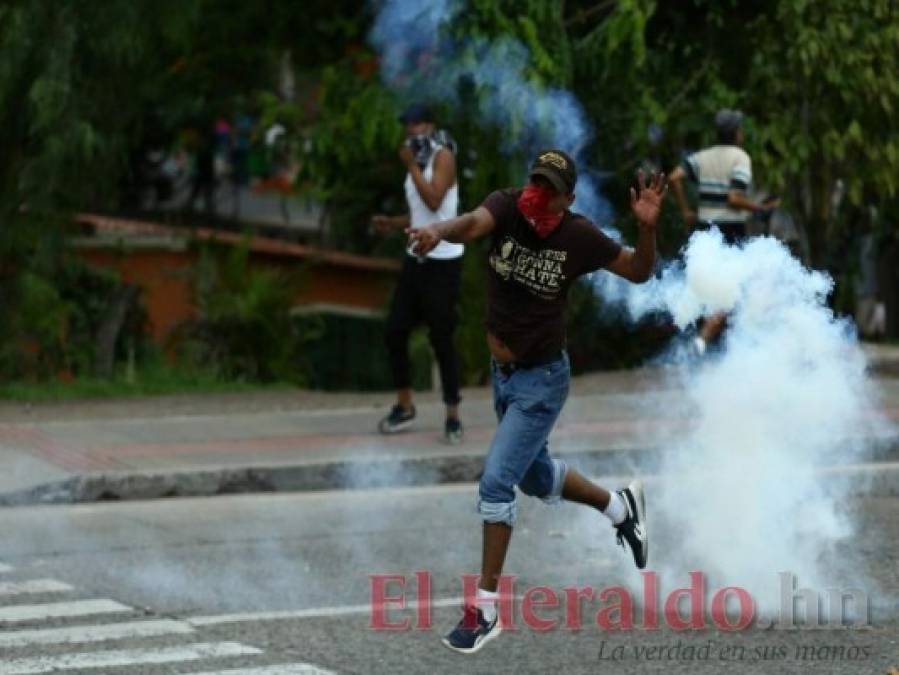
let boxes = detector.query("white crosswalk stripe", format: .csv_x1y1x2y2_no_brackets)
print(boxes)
0,579,73,596
188,596,464,626
193,665,337,675
0,571,338,674
0,618,194,648
0,599,132,623
0,641,263,674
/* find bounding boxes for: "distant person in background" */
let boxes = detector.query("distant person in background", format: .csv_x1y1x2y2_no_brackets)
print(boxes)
229,112,253,219
187,124,217,217
371,104,465,444
263,123,296,225
856,227,887,338
668,109,777,353
213,117,232,183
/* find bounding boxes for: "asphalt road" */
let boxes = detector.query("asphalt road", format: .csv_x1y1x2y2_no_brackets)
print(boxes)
0,485,897,674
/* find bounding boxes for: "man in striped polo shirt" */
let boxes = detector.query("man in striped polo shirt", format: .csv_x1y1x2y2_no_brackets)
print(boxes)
669,109,777,353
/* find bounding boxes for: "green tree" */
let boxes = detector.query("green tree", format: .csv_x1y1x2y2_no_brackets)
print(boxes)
0,1,196,378
295,61,406,253
0,2,196,218
0,0,364,380
748,0,899,268
575,0,898,271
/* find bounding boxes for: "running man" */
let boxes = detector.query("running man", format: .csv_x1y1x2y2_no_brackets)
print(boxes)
408,150,665,654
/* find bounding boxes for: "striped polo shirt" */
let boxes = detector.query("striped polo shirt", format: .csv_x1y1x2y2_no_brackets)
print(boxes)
682,145,752,225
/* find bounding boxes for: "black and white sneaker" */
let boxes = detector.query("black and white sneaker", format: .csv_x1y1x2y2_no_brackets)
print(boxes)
614,480,648,569
442,605,501,655
377,405,416,434
444,418,464,445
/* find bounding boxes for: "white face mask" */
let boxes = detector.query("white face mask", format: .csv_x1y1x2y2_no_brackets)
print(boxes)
405,133,434,168
404,130,457,169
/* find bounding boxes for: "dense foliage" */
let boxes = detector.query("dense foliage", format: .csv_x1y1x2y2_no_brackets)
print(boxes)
1,1,896,387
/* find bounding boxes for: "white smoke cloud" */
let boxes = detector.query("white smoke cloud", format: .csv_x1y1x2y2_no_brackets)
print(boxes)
623,230,889,614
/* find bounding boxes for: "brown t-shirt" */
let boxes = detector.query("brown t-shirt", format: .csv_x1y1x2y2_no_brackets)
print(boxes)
481,188,622,363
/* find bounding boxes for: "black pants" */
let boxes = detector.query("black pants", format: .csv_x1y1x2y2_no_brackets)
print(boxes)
713,222,747,246
385,255,462,405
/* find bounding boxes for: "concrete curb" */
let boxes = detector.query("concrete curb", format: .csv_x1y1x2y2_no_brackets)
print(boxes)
1,440,898,506
0,446,656,506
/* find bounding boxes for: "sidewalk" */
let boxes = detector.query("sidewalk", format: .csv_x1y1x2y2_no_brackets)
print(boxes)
0,344,897,506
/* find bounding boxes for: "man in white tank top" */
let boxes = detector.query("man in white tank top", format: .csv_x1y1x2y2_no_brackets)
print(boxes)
371,104,465,443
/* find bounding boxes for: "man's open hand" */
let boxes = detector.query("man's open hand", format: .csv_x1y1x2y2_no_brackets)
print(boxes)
406,225,441,257
630,170,667,228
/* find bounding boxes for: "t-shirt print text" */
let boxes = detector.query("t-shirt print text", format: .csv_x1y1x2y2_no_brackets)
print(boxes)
490,235,567,299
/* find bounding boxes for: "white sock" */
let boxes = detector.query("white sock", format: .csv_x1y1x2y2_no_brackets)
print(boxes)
693,336,707,355
476,587,498,622
603,491,628,525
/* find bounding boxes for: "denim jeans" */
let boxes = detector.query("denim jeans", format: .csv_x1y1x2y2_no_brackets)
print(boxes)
477,352,570,526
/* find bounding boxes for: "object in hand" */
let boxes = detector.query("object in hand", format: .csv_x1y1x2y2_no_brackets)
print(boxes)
405,134,433,169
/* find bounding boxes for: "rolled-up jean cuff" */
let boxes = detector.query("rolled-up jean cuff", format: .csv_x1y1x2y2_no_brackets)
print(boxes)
541,459,568,505
478,498,517,526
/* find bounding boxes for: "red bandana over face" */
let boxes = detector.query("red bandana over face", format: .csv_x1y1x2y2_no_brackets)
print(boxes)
517,184,563,238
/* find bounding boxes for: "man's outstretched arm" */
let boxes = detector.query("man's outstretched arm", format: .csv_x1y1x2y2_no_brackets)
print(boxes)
727,190,779,214
606,171,666,283
606,220,657,283
406,206,496,256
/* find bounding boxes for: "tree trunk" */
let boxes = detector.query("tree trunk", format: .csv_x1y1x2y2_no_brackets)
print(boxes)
94,285,140,378
880,238,899,339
